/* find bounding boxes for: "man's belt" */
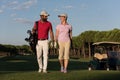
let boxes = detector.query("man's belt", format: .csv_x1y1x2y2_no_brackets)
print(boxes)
38,38,48,40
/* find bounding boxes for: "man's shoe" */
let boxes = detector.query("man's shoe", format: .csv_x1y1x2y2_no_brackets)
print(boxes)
43,69,47,73
38,69,42,73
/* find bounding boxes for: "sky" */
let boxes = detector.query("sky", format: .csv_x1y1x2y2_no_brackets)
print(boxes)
0,0,120,45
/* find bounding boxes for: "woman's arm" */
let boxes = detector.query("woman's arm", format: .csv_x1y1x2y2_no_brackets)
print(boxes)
55,29,59,41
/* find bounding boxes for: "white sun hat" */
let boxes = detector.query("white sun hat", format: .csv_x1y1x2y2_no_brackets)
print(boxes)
58,13,68,18
40,10,49,16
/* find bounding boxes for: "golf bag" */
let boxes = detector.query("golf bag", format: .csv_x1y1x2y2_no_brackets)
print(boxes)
25,21,38,54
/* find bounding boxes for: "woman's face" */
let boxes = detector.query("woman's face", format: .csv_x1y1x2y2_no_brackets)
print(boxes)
59,16,66,22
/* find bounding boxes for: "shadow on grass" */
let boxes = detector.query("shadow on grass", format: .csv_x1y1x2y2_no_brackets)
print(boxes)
0,55,38,71
0,55,89,73
1,56,120,80
48,60,89,71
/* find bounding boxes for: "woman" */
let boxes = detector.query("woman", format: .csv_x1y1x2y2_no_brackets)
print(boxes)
55,13,72,73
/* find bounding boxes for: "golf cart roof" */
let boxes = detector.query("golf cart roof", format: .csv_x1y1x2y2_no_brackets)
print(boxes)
93,41,120,46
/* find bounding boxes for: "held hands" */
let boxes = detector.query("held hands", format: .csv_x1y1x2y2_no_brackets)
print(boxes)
50,39,59,49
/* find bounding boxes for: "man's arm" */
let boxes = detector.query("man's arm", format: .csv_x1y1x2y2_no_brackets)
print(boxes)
32,28,37,34
49,28,54,41
32,21,38,34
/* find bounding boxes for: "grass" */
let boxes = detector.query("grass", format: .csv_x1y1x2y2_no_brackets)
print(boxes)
0,55,120,80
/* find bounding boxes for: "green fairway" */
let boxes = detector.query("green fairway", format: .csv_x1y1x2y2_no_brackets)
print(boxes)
0,55,120,80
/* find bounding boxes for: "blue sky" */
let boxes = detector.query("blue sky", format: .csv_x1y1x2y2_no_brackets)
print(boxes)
0,0,120,45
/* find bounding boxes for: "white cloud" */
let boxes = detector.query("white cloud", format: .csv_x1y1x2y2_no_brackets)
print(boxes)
10,13,17,17
63,5,73,9
54,9,61,12
54,5,73,13
79,4,87,10
0,0,37,10
14,18,33,24
0,9,3,13
0,1,18,9
13,0,37,10
1,5,6,9
7,1,18,7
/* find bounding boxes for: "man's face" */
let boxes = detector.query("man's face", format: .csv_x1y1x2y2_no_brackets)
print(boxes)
40,15,48,21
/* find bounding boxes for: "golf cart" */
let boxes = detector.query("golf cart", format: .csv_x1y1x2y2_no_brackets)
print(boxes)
88,41,120,71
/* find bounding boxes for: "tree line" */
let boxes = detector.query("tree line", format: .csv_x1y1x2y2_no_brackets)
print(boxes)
72,28,120,58
0,44,32,56
0,28,120,58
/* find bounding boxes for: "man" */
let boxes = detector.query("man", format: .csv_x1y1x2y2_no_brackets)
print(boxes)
32,10,54,73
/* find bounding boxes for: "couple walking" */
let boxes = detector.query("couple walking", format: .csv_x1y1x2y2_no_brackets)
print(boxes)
32,10,72,73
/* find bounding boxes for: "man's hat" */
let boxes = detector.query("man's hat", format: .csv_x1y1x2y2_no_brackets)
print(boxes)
40,10,49,16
